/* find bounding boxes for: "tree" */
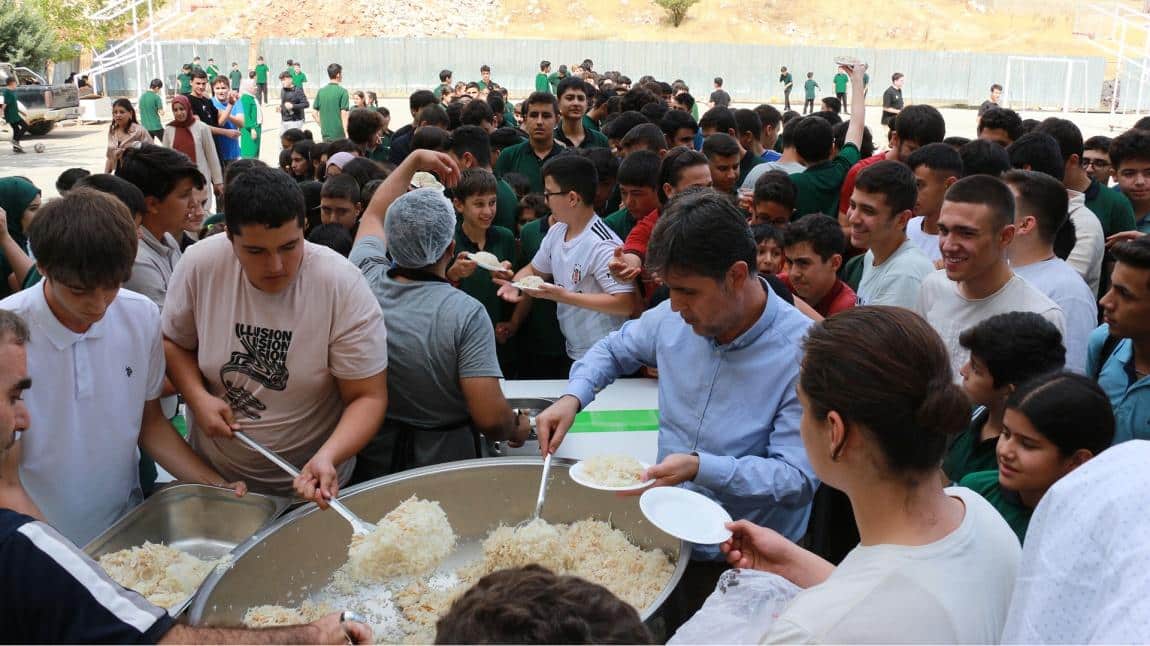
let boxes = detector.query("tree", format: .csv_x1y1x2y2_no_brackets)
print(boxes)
26,0,135,61
654,0,699,27
0,0,57,70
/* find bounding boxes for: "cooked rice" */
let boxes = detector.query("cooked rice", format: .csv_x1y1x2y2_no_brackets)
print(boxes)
97,541,222,610
581,454,646,487
346,496,456,583
515,275,545,289
470,251,500,267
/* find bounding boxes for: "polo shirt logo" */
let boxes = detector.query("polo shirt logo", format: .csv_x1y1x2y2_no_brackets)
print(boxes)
125,366,133,377
572,265,582,285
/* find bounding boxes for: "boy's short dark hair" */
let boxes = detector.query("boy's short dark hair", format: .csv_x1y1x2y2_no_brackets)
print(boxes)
821,96,841,113
541,154,598,205
906,142,964,177
751,222,786,247
460,99,494,127
603,111,650,140
55,168,91,194
519,193,550,219
894,104,946,146
539,60,550,70
346,108,384,147
944,136,971,148
959,139,1012,177
959,311,1066,389
832,121,874,158
411,126,450,153
784,213,846,261
326,63,342,79
734,109,763,139
699,106,736,134
524,91,559,114
811,110,842,126
225,166,306,233
306,222,353,257
753,104,783,131
580,147,619,182
502,172,532,199
225,158,269,188
1008,132,1065,181
617,150,662,189
659,109,698,140
1083,135,1112,154
674,92,696,110
943,174,1017,230
639,100,668,123
321,173,361,203
702,132,741,160
409,90,438,114
620,123,667,153
480,64,491,73
1001,169,1069,243
149,78,163,89
978,107,1024,143
439,69,452,82
28,188,137,290
116,144,205,199
75,174,147,219
648,189,757,281
1107,128,1150,169
453,168,499,203
190,69,208,81
450,125,493,168
281,128,311,146
659,147,709,202
1111,235,1150,282
435,565,651,644
854,160,918,215
490,127,525,151
556,76,587,98
753,170,798,212
790,116,834,163
416,104,450,128
1035,117,1084,163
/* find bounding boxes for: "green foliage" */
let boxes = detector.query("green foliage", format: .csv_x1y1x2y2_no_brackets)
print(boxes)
0,0,57,69
26,0,125,60
654,0,699,27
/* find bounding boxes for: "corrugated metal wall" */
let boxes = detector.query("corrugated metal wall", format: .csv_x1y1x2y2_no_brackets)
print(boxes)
101,38,1107,109
101,39,250,96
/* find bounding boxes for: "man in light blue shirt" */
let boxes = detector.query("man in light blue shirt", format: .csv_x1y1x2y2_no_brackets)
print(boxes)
537,189,818,555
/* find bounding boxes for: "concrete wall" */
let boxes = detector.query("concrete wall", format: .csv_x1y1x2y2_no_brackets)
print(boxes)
101,38,1107,110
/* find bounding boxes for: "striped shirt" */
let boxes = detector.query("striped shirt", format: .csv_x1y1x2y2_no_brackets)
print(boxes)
0,509,173,642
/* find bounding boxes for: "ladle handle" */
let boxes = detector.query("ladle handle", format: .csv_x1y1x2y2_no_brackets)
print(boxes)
234,431,369,533
533,452,553,520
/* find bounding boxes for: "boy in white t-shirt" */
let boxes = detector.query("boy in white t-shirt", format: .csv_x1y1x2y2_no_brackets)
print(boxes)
848,160,935,308
0,189,241,546
917,175,1066,381
905,143,962,266
499,154,637,359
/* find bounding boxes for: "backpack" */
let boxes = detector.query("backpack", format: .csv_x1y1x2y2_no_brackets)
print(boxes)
1091,334,1123,381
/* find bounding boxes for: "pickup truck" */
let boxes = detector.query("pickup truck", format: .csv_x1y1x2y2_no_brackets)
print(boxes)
0,62,81,135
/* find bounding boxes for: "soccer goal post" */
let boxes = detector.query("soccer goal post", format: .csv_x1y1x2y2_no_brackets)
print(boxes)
1004,56,1092,113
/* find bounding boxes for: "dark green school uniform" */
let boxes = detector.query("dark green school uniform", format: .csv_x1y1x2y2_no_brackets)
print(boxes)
536,72,551,93
254,64,269,84
495,179,519,232
841,253,865,291
582,114,600,132
942,407,999,484
516,217,570,378
833,73,849,94
205,65,219,79
804,79,819,100
177,73,192,94
503,105,519,128
603,207,640,241
229,69,243,89
739,149,763,187
549,72,562,93
368,132,392,163
959,470,1031,543
790,142,862,218
452,222,517,328
554,125,609,150
493,140,567,194
1085,179,1136,238
292,71,307,88
314,82,350,141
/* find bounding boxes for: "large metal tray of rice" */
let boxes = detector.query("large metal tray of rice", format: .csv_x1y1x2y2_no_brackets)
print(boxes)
187,458,689,642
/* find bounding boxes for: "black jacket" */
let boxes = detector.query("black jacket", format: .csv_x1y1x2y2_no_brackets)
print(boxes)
280,85,309,121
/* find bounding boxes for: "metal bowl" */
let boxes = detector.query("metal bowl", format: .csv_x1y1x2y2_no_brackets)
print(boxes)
188,457,689,628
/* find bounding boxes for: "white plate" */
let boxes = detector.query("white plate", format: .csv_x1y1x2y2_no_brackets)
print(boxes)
568,459,654,492
466,253,507,273
640,487,733,545
512,280,553,295
834,55,863,68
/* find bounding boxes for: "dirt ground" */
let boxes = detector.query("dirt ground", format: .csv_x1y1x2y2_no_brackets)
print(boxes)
149,0,1116,56
3,100,1145,200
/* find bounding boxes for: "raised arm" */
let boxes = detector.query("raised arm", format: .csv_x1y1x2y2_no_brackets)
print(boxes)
355,149,461,245
845,63,868,151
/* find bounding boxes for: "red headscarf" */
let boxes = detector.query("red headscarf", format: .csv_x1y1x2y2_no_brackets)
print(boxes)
168,94,198,163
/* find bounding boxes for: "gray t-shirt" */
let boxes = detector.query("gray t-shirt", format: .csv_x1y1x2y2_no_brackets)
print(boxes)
350,236,501,429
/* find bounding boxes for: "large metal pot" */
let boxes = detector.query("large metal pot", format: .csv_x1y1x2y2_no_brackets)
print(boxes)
188,457,689,628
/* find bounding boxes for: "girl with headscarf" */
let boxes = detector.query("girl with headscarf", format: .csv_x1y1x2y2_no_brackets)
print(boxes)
239,79,262,160
105,98,151,173
163,94,223,210
0,177,41,296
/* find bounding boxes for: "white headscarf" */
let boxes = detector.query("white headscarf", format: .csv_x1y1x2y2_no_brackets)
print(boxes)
240,78,262,126
1001,440,1150,643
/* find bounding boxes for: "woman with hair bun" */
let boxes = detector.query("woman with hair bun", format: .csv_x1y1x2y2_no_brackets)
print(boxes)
720,306,1021,643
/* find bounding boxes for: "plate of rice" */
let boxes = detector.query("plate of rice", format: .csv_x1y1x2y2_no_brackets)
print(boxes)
467,251,507,273
512,275,553,295
569,454,654,492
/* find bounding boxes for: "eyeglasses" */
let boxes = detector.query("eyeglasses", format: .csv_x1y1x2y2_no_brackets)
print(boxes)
1082,158,1110,169
542,191,568,199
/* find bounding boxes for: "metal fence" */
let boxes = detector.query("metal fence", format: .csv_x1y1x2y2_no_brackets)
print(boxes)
101,38,1106,109
101,39,250,96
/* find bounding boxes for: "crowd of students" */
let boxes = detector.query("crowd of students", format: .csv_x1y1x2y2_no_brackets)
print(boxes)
0,54,1149,643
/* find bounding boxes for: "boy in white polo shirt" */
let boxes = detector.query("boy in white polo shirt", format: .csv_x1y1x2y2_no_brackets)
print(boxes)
0,189,242,546
499,154,637,359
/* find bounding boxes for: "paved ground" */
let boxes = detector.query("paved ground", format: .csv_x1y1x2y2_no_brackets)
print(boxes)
2,99,1145,199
